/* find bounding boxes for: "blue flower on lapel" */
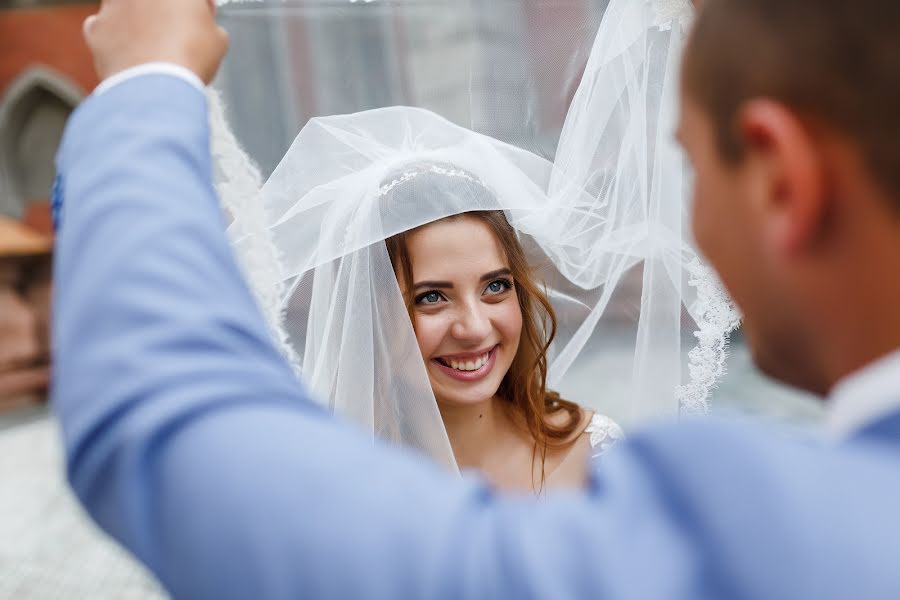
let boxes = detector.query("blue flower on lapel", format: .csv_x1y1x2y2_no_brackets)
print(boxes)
51,173,63,232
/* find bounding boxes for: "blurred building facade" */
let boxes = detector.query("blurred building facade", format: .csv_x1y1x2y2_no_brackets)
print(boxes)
0,0,98,221
0,0,97,409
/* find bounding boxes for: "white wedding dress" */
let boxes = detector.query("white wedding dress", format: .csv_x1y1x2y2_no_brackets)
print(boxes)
585,413,627,460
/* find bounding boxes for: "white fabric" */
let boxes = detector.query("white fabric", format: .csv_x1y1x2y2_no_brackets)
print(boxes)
94,63,204,96
827,349,900,439
210,0,739,471
584,413,625,459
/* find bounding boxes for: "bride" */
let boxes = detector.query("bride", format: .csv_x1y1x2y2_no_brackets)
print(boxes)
213,0,734,491
381,165,622,491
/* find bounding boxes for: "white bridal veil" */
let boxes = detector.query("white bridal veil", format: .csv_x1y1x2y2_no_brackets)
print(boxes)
211,0,739,471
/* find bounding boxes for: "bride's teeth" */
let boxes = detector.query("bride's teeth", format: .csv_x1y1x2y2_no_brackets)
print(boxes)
443,353,491,371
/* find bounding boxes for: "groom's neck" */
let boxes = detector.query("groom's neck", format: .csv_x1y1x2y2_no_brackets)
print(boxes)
806,204,900,395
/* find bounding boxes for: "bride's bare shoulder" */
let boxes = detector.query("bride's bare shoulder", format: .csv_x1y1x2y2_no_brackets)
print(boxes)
545,406,621,443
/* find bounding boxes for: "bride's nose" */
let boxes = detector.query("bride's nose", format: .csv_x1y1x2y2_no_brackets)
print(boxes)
449,302,492,342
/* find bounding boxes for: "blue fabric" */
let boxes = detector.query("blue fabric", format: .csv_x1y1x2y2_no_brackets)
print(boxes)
52,75,900,600
50,173,63,231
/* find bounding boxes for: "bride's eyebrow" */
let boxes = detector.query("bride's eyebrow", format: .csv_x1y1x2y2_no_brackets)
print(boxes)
479,268,512,282
413,280,453,291
413,268,511,291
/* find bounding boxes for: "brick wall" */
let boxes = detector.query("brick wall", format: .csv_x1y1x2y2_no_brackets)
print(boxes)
0,3,99,96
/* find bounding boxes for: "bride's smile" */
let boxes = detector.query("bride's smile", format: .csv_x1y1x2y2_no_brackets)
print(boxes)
399,215,522,407
432,344,499,381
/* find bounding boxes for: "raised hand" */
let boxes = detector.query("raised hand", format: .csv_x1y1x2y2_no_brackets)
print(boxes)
83,0,229,84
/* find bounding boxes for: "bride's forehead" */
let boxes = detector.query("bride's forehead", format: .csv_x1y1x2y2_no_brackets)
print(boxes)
408,218,507,268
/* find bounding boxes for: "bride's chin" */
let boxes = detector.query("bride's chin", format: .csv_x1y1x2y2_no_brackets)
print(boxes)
430,379,500,407
434,391,494,408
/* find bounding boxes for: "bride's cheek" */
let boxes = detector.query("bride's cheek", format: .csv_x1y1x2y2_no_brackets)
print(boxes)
494,301,523,341
412,315,444,357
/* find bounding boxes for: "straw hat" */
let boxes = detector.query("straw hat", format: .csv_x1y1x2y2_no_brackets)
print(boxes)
0,216,52,258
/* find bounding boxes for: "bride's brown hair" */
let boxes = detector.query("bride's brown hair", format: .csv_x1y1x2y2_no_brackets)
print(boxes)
386,210,584,468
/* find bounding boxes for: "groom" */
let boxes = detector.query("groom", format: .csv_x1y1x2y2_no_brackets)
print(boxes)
53,0,900,598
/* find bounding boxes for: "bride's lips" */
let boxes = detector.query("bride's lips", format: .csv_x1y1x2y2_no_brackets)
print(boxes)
431,346,498,382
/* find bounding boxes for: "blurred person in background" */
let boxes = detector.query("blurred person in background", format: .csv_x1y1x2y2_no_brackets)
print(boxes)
0,216,50,411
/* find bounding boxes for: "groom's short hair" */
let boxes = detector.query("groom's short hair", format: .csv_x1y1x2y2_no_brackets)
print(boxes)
684,0,900,207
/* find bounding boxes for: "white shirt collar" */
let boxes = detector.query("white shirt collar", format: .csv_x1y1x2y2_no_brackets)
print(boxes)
827,348,900,439
94,63,204,96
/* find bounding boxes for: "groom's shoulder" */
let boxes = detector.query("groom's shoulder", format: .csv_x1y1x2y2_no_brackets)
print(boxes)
616,413,900,502
612,414,848,496
629,413,815,457
590,416,900,599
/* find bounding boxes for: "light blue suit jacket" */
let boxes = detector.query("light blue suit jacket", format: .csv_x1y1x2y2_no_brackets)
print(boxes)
52,75,900,599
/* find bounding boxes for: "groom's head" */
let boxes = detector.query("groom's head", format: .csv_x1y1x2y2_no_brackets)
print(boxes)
678,0,900,395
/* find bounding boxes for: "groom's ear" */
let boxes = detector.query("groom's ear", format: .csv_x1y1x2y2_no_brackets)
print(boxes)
736,99,829,259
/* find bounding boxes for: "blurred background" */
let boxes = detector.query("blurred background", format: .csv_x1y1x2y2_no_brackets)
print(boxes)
0,0,821,596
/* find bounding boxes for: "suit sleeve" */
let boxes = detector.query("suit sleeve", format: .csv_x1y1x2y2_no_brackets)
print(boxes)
51,75,708,600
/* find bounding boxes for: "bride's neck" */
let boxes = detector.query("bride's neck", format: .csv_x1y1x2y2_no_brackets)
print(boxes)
438,396,516,470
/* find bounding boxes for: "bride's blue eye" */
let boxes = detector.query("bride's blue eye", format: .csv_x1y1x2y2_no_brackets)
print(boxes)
416,291,444,305
485,279,512,295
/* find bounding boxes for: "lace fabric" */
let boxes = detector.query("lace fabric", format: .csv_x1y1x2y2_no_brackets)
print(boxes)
651,0,694,30
584,413,625,458
676,259,742,413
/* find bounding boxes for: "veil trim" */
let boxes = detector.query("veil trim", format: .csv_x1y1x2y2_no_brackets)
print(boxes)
676,258,741,414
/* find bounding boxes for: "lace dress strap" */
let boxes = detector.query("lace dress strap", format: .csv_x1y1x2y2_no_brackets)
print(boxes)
583,413,625,459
